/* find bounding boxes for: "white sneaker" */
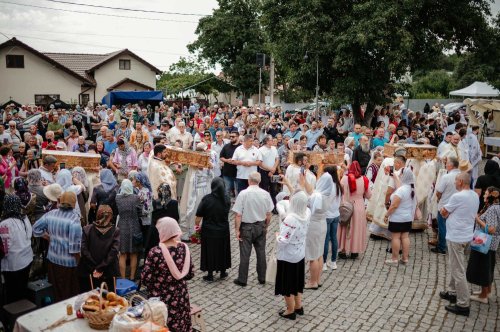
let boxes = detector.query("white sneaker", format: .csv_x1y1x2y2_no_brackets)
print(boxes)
322,264,328,271
327,261,337,270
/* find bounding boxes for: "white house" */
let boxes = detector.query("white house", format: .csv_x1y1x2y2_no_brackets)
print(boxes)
0,38,161,106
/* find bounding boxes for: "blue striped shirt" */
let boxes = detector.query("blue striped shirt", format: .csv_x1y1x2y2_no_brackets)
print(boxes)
33,209,82,267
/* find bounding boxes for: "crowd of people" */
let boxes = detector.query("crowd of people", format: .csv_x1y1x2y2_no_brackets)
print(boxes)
0,99,498,330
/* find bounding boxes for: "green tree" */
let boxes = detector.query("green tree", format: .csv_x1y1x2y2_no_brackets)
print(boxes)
262,0,493,125
157,57,233,101
188,0,267,100
411,70,454,99
452,13,500,90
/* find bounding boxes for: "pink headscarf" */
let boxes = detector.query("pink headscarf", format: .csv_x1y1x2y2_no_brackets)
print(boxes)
156,217,191,280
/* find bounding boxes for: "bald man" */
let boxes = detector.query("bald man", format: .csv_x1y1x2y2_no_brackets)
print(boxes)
438,172,479,316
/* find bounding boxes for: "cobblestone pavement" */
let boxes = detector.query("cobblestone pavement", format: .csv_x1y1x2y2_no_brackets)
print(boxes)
187,211,499,332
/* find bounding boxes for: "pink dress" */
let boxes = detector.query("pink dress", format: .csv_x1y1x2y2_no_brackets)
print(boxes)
338,176,372,254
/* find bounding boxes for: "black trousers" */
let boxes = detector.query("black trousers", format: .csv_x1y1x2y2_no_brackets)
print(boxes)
3,263,32,304
258,168,278,207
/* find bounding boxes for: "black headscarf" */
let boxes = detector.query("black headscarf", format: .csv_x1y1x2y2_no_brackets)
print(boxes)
2,194,24,220
211,177,230,209
484,159,500,176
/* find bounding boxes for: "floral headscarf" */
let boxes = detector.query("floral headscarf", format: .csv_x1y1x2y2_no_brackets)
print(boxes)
2,194,23,220
157,183,172,209
71,166,89,188
27,169,42,186
94,204,113,235
14,177,31,206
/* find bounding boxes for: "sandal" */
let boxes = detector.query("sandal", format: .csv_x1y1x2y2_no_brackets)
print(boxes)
384,259,399,266
304,283,318,290
399,259,409,265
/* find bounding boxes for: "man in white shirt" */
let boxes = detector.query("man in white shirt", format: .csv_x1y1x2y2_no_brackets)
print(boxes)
232,172,274,286
258,135,279,209
437,132,453,159
432,157,460,255
170,121,193,150
39,155,57,184
232,134,262,194
439,172,479,317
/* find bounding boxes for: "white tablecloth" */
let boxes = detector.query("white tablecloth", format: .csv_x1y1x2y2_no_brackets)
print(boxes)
484,136,500,147
13,295,93,332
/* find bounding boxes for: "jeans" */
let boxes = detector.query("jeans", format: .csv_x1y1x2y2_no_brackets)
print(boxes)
223,175,236,197
323,217,339,263
236,178,249,195
437,212,447,252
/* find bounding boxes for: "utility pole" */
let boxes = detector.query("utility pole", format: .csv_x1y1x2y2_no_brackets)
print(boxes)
270,56,275,106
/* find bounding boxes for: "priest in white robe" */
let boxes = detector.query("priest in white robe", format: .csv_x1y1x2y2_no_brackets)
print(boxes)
147,144,177,199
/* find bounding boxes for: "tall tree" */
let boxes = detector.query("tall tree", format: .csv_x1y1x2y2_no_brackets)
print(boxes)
188,0,267,99
262,0,493,125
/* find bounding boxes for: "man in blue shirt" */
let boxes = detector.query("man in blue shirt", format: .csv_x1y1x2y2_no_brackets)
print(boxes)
348,123,363,147
33,191,82,302
283,122,301,140
305,121,324,149
104,130,118,154
372,128,389,148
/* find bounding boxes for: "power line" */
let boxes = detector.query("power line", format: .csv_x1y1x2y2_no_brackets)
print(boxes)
4,33,189,57
0,1,199,23
0,28,181,40
42,0,206,17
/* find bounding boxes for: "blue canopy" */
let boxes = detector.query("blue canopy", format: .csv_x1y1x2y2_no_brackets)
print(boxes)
102,91,164,106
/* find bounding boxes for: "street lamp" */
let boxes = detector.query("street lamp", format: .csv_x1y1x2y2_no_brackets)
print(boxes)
304,51,319,121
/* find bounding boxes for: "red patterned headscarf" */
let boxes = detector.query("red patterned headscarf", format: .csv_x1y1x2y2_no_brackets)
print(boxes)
348,161,362,193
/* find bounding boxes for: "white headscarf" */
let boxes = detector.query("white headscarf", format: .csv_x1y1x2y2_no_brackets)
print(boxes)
310,173,334,215
287,190,310,223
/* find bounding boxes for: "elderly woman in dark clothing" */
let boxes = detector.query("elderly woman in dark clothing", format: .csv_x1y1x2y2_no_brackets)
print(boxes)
195,177,231,281
90,169,119,223
145,183,179,255
78,205,120,292
27,170,50,221
475,160,500,211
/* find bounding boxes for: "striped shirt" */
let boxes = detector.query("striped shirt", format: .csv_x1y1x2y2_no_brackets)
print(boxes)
33,208,82,267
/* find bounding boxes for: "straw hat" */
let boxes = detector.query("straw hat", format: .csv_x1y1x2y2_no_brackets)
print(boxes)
458,160,472,172
43,183,63,202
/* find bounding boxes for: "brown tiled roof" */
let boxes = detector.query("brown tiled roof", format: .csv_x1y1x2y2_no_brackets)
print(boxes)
107,77,155,91
43,50,122,84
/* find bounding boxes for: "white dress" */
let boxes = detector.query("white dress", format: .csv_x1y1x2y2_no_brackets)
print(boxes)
305,192,327,260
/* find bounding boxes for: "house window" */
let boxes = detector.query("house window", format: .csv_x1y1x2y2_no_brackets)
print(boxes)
119,59,131,70
81,94,90,106
34,94,60,105
6,55,24,68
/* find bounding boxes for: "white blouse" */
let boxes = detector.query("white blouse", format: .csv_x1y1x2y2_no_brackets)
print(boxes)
0,217,33,271
276,213,310,263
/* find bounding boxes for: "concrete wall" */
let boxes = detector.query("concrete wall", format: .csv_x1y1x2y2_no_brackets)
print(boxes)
0,46,83,104
93,57,157,102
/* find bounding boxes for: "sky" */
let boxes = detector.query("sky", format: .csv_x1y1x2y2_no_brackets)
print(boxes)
0,0,499,73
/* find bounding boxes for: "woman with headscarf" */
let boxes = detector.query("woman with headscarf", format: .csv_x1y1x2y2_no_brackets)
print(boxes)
0,195,33,304
116,179,142,280
72,166,90,225
27,169,50,222
78,205,120,292
132,172,153,247
275,191,310,320
466,186,500,304
195,177,231,281
14,177,37,223
474,160,500,211
338,161,372,259
141,217,194,332
344,136,355,160
145,183,179,255
304,172,332,289
384,167,416,265
90,169,119,223
56,169,85,219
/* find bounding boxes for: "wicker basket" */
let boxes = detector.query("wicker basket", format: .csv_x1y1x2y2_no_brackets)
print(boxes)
164,146,210,168
82,282,128,330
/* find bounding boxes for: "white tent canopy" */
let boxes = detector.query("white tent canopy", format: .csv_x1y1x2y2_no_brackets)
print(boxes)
449,81,500,97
